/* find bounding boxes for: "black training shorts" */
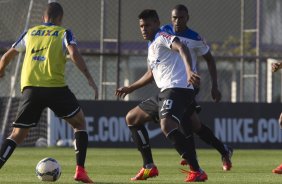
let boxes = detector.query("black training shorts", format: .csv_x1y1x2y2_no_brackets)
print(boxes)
13,86,80,128
139,94,198,123
138,95,160,123
158,88,195,123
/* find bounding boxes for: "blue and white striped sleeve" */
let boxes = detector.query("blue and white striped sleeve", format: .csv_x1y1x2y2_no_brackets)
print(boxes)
63,29,77,47
12,31,27,52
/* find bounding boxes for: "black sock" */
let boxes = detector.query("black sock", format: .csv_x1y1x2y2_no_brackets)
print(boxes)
74,131,88,168
0,138,17,169
184,135,197,171
196,124,227,156
129,125,154,167
167,129,200,171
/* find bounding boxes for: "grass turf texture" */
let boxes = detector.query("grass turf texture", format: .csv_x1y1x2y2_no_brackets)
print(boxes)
1,148,282,183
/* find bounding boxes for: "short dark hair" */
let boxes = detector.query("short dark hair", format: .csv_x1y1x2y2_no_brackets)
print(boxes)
172,4,189,14
138,9,159,21
44,2,64,21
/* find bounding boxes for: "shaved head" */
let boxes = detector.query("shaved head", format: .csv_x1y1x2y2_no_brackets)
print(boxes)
44,2,63,22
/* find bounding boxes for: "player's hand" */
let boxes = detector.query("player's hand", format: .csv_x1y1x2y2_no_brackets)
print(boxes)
279,113,282,129
188,72,200,88
88,80,98,100
211,87,221,102
115,86,131,99
272,62,282,72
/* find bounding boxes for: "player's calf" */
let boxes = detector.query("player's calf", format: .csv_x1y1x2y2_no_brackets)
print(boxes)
0,138,17,169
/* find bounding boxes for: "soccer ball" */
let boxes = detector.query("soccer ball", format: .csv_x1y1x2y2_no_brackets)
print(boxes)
35,157,61,182
35,137,47,147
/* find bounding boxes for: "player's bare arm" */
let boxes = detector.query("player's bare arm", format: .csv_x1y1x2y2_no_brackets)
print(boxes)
67,44,98,99
0,48,19,78
202,51,221,102
272,62,282,72
171,38,200,87
115,66,153,99
278,113,282,129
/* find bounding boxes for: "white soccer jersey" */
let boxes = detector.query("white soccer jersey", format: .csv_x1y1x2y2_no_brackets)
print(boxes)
147,31,193,91
161,24,210,72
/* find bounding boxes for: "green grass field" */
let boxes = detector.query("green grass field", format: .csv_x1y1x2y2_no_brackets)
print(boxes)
1,148,282,183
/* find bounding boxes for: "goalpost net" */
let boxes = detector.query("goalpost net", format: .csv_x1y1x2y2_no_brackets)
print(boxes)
0,0,50,146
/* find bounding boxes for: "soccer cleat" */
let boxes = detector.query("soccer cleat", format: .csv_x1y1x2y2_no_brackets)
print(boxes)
180,146,234,171
74,165,94,183
181,169,208,182
272,164,282,174
130,166,159,181
222,146,233,171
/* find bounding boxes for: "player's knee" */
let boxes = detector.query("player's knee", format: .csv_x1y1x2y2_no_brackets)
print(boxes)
125,110,137,126
126,107,151,126
160,125,169,136
72,123,85,130
9,128,29,144
160,118,178,136
65,110,86,130
69,120,85,130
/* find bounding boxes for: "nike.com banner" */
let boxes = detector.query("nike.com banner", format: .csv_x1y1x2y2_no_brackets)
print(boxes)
48,101,282,149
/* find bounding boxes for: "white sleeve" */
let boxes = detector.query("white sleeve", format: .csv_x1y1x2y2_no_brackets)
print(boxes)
157,32,177,49
12,31,27,52
195,37,210,56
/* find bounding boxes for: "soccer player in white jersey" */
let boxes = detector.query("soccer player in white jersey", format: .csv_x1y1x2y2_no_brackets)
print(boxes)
115,5,232,180
161,4,233,171
116,9,207,182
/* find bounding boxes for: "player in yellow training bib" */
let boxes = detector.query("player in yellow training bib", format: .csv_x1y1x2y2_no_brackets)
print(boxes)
0,2,97,183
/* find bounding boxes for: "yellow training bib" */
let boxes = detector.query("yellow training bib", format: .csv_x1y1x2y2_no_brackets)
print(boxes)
21,24,67,91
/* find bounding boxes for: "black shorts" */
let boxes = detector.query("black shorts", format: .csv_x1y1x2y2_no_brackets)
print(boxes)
13,86,80,128
139,94,198,123
138,96,159,123
158,88,195,123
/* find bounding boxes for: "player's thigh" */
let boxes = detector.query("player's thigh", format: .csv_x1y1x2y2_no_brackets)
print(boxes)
180,101,198,136
13,87,46,128
47,87,81,119
189,112,202,131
